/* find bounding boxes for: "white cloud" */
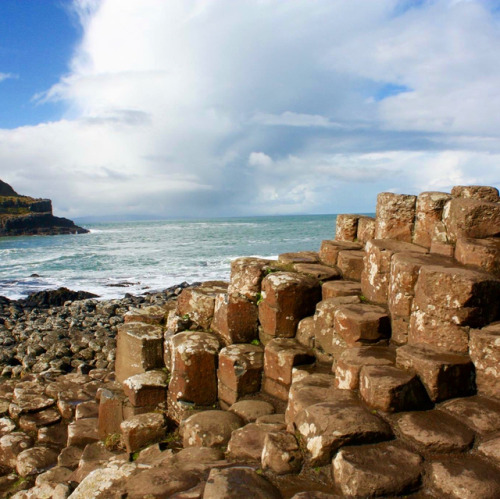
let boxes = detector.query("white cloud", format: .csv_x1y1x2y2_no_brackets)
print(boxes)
0,73,17,83
0,0,499,218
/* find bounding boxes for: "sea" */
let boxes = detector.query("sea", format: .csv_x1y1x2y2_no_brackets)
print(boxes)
0,215,340,301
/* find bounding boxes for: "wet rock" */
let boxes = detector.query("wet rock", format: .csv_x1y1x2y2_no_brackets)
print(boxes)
332,441,422,497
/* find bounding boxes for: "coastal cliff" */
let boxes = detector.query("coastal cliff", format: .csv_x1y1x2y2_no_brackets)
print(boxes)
0,179,88,237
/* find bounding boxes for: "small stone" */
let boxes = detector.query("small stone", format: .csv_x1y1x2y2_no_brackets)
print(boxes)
261,431,303,474
16,446,59,477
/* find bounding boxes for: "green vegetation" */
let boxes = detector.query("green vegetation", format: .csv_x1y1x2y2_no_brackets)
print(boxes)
104,433,122,451
256,293,264,305
251,339,261,346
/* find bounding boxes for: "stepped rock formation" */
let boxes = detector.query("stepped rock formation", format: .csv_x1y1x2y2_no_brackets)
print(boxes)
0,179,88,237
0,184,500,497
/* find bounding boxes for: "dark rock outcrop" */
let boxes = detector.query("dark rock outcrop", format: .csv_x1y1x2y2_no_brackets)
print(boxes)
0,179,88,237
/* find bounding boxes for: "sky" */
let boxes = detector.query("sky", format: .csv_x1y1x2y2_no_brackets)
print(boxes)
1,0,500,220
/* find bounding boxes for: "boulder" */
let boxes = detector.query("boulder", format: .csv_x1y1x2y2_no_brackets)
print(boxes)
451,185,500,202
228,257,273,301
16,446,58,477
336,250,364,281
335,214,360,242
319,240,362,266
375,192,417,242
123,370,168,407
261,431,303,474
322,280,361,300
413,191,452,248
120,412,165,454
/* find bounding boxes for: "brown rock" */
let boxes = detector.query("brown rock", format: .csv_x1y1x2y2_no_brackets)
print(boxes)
16,446,58,477
477,433,500,466
264,338,315,387
114,322,164,382
451,185,500,202
0,432,34,468
229,400,275,424
357,216,376,243
67,418,99,448
228,257,273,301
18,408,61,432
203,467,281,499
259,272,321,338
295,400,392,465
293,263,341,281
333,303,390,345
469,323,500,399
176,281,229,329
168,331,220,406
120,412,165,453
179,410,242,448
98,388,125,441
211,292,259,344
336,250,364,281
359,365,430,412
332,441,422,497
57,446,83,470
335,214,360,242
227,422,283,462
375,192,417,242
75,401,99,420
123,370,168,407
319,240,362,266
0,417,15,437
428,455,500,499
440,396,500,435
262,431,303,474
296,316,316,349
261,376,291,401
394,410,475,453
123,304,171,325
334,346,395,390
322,280,361,300
443,197,500,243
413,191,452,248
278,251,320,264
455,237,500,276
396,344,475,402
361,239,427,305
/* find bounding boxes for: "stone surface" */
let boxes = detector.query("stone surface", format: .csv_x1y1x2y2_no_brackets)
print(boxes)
361,239,427,305
477,433,500,465
396,343,475,402
322,280,361,300
114,322,163,382
357,216,376,244
336,250,364,281
203,466,281,499
168,331,220,406
394,409,475,453
18,408,61,432
293,263,341,282
296,316,316,349
179,410,243,448
359,365,430,412
451,185,500,202
211,292,259,344
229,400,275,423
227,422,284,462
123,370,168,407
319,240,362,266
176,281,229,329
469,323,500,400
440,396,500,435
443,197,500,243
259,272,321,338
261,431,303,474
334,346,395,390
428,456,500,499
264,338,315,387
16,446,58,477
97,388,125,441
332,441,422,497
375,192,417,242
335,214,360,242
295,400,392,465
120,412,165,453
413,191,453,248
217,344,263,406
0,432,34,468
123,304,171,325
455,237,500,276
67,418,99,448
278,251,320,264
228,257,273,301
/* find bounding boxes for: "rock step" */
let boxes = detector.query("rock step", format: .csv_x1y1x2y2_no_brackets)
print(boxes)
319,240,362,266
337,250,364,281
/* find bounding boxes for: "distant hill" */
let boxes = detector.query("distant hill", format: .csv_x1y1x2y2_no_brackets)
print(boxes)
0,179,88,237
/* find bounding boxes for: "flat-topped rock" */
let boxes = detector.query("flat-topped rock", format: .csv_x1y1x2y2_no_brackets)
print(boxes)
293,263,341,281
123,304,171,325
16,446,58,477
228,257,274,301
67,418,99,448
336,250,364,281
451,185,500,203
428,455,500,499
396,343,475,402
18,407,61,432
120,412,165,453
335,214,360,242
335,346,395,390
229,400,275,423
319,240,362,266
295,400,392,465
332,441,422,497
375,192,417,242
123,370,168,407
455,237,500,276
440,396,500,435
176,281,229,329
278,251,320,264
179,410,243,448
322,280,361,300
477,433,500,466
359,365,430,413
394,409,475,453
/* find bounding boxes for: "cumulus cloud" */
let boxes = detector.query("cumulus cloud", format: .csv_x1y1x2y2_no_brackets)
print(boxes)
0,0,499,218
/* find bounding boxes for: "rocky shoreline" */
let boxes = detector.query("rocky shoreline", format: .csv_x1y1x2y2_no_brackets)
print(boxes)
0,185,499,498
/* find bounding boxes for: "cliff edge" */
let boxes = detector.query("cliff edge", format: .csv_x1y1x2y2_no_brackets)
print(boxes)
0,179,88,236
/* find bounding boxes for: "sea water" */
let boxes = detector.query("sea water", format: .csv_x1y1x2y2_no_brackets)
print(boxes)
0,215,339,300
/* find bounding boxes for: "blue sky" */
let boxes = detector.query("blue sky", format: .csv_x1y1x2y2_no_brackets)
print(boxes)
0,0,499,219
0,0,79,128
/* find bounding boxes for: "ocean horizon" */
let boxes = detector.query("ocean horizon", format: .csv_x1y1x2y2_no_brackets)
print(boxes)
0,213,355,301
